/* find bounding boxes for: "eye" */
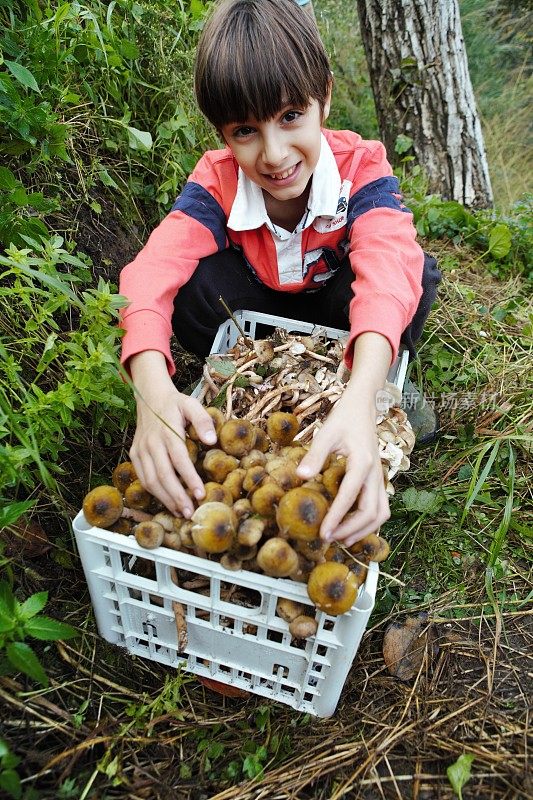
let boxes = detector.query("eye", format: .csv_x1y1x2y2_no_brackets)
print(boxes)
233,125,255,139
282,110,303,124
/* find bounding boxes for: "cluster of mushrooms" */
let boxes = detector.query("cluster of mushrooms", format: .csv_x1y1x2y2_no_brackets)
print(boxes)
82,329,415,637
196,329,415,495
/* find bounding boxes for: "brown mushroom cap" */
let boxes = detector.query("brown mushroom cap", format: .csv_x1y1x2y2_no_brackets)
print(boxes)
251,482,285,517
276,487,329,541
220,553,242,571
201,481,234,506
252,426,270,453
135,520,165,549
289,614,318,639
268,461,303,491
162,531,182,550
202,449,239,483
256,537,299,577
233,498,253,520
349,533,390,563
276,598,305,623
237,516,266,546
222,468,247,500
266,411,299,446
185,437,199,464
111,462,137,494
307,562,358,615
191,502,236,554
322,463,346,499
240,449,267,470
242,465,268,494
83,485,123,528
219,418,256,457
124,479,152,511
108,517,133,535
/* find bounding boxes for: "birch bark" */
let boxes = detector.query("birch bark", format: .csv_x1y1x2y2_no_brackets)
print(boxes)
356,0,493,207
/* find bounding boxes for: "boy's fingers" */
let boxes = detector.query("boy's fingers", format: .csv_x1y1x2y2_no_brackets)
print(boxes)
296,441,327,479
320,467,365,539
136,446,194,517
182,400,217,447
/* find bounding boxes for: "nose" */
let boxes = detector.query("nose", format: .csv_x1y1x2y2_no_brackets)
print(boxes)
261,129,287,168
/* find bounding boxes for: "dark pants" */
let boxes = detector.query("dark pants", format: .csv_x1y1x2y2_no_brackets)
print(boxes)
172,248,441,360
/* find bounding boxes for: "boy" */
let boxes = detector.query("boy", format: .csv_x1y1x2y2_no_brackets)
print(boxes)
119,0,440,547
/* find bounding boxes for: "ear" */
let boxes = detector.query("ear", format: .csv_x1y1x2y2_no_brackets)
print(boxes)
321,77,333,123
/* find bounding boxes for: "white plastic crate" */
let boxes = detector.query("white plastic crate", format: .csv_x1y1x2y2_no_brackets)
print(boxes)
73,311,408,717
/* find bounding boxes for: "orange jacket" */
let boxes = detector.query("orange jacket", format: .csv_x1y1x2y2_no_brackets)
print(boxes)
119,128,423,373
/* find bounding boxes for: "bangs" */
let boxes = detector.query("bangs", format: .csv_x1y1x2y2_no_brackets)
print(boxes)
195,0,331,129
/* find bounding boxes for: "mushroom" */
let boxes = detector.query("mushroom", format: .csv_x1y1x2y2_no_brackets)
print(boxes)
108,517,133,535
202,449,239,483
237,516,266,547
111,462,137,494
242,465,268,493
134,520,165,549
252,426,270,453
266,411,299,446
124,479,152,511
254,339,275,363
289,615,318,639
240,449,267,469
307,562,359,615
152,512,175,532
220,553,242,571
267,460,302,491
251,482,285,517
191,502,236,554
162,531,182,550
322,463,346,499
83,485,123,528
201,481,234,506
222,468,247,500
219,418,256,457
233,498,253,520
276,598,305,622
349,533,390,563
256,537,299,577
276,487,329,542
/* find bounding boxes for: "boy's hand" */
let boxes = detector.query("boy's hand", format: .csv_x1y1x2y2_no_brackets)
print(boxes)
129,351,217,517
296,331,394,546
296,386,390,546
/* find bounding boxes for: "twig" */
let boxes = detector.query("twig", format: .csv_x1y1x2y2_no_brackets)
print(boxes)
340,546,405,587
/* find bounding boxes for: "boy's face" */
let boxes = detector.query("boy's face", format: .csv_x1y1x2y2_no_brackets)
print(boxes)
221,94,331,204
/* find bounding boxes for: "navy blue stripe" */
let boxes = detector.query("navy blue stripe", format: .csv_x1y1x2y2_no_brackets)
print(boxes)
172,182,227,251
347,176,410,230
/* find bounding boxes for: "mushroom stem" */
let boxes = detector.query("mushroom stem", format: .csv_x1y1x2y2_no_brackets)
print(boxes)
203,364,219,395
121,507,152,523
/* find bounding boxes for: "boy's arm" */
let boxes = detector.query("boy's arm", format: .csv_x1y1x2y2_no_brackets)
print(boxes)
129,351,218,517
343,142,424,369
297,333,392,545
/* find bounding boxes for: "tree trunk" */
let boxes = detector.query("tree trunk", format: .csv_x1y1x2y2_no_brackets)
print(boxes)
356,0,493,208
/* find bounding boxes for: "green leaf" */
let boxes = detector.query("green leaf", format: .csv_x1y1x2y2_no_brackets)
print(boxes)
18,591,48,620
0,582,15,617
126,126,152,151
0,167,18,191
4,60,41,94
401,488,443,514
447,753,474,799
0,500,34,529
395,134,413,155
488,224,511,259
0,769,22,799
205,356,236,377
25,615,77,641
6,641,48,686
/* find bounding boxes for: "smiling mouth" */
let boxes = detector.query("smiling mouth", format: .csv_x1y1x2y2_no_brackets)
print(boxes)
267,164,299,181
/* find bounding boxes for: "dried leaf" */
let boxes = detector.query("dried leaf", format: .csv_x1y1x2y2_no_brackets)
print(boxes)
382,613,437,681
3,518,51,558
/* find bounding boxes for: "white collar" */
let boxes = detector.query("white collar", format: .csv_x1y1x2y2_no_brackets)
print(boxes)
227,133,342,233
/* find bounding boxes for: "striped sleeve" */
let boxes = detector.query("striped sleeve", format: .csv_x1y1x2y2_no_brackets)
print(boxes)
344,144,424,368
119,159,229,375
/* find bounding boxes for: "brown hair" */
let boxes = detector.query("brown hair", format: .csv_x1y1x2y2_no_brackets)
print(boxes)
194,0,332,129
